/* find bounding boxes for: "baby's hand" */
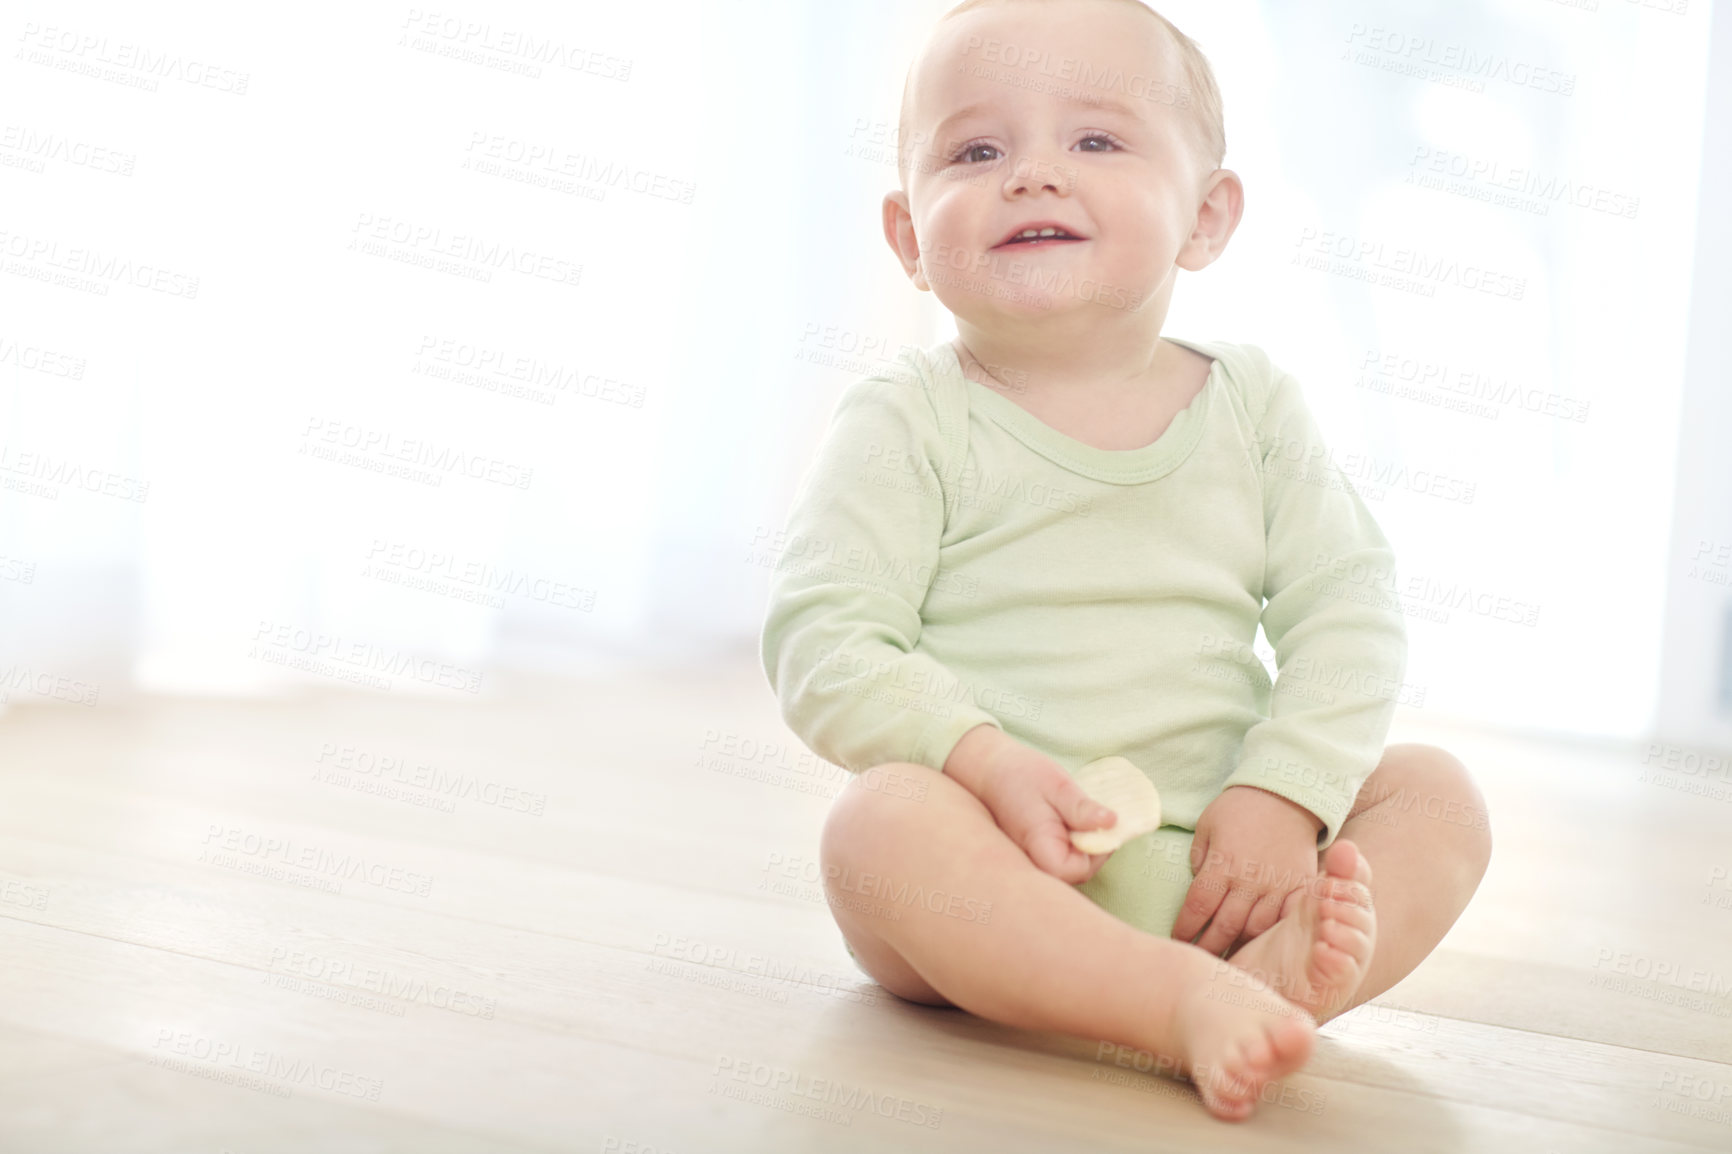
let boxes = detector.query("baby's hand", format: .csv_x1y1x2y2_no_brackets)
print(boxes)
1171,785,1323,957
960,738,1118,885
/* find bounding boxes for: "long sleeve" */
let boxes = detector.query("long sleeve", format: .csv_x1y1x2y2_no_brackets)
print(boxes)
758,376,1003,775
1221,356,1409,846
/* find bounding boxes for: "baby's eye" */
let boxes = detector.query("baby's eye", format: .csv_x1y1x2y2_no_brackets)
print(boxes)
953,141,1001,164
1076,133,1121,152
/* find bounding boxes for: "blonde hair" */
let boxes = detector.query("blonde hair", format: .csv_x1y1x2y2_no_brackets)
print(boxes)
898,0,1226,185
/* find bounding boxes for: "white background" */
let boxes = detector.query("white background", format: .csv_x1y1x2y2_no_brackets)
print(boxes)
0,0,1724,745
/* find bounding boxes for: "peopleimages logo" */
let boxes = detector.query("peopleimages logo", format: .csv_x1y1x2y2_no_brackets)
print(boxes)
919,242,1148,311
300,418,534,490
710,1056,945,1129
250,620,485,695
1293,228,1526,301
1343,24,1576,96
313,741,548,816
199,823,435,897
347,212,583,287
812,643,1043,723
0,227,199,298
957,36,1193,109
0,444,149,502
0,664,100,706
148,1029,383,1101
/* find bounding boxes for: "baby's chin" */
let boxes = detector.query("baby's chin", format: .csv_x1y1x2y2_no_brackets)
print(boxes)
935,280,1155,328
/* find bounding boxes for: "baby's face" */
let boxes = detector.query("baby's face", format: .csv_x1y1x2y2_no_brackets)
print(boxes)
893,1,1216,324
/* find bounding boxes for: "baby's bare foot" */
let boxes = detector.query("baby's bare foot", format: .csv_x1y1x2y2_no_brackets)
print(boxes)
1171,960,1316,1121
1227,838,1376,1024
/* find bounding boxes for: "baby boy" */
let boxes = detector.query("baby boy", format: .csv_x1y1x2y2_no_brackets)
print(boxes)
760,0,1492,1122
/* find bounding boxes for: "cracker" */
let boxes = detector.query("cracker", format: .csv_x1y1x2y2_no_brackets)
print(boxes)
1068,756,1163,855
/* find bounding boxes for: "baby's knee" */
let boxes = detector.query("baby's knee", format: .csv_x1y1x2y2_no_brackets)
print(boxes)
820,762,940,865
1391,743,1492,862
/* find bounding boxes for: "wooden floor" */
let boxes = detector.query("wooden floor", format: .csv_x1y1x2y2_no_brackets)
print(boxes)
1,662,1729,1152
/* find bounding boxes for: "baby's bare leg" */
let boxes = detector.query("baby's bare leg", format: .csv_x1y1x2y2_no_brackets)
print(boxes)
1176,742,1491,1027
1327,743,1493,1011
821,763,1315,1121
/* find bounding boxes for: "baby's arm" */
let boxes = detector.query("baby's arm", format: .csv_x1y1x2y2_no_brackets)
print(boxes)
759,372,1116,881
1176,353,1410,948
758,374,999,774
1224,353,1409,842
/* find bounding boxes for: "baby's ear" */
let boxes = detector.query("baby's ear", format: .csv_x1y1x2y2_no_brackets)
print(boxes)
881,192,928,290
1179,169,1245,272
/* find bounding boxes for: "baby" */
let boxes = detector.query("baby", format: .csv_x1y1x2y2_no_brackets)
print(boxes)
760,0,1492,1123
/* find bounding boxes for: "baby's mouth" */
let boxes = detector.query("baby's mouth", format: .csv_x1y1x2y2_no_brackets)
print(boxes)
993,228,1087,250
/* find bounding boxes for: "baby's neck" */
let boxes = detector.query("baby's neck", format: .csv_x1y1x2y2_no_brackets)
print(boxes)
953,324,1214,454
952,318,1184,402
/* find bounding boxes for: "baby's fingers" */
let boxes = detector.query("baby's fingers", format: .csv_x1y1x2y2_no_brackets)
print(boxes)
1171,872,1227,944
1024,819,1095,884
1078,850,1113,884
1194,885,1256,957
1052,777,1116,832
1238,889,1287,947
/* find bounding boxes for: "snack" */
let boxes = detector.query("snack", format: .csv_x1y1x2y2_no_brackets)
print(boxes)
1068,756,1163,854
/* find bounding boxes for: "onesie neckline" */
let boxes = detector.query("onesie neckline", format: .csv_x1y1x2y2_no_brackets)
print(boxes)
935,336,1220,485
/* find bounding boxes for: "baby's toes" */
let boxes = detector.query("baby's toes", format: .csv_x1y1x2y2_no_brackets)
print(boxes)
1320,895,1375,935
1219,1058,1266,1109
1203,1085,1255,1121
1321,839,1362,881
1238,1030,1274,1071
1198,1058,1257,1118
1235,1018,1316,1094
1318,917,1372,961
1267,1015,1317,1069
1311,935,1360,982
1319,876,1372,908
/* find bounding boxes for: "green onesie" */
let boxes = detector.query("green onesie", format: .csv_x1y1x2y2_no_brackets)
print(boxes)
760,337,1408,942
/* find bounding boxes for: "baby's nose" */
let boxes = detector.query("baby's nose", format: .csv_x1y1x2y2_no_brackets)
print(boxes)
1007,155,1078,194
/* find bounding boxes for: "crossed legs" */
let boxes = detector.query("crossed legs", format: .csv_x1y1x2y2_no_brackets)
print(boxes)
818,743,1491,1117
